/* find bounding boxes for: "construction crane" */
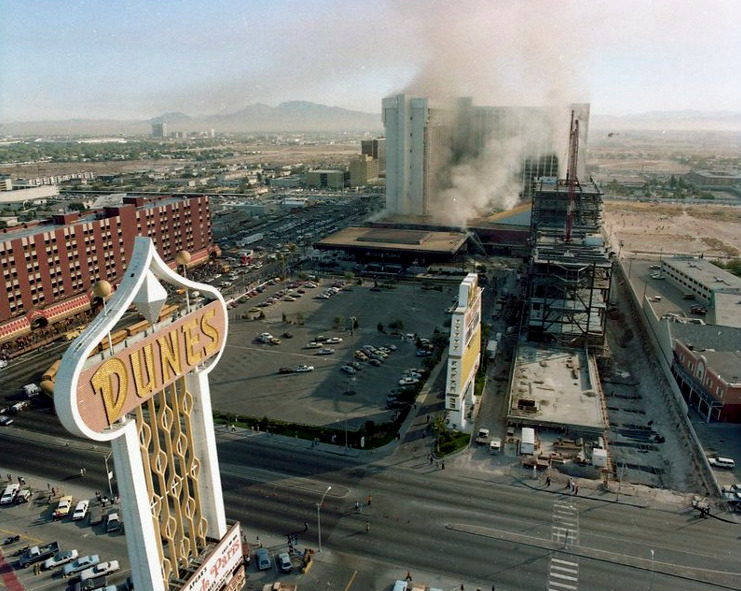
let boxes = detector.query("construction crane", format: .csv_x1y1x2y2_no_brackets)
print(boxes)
565,110,579,243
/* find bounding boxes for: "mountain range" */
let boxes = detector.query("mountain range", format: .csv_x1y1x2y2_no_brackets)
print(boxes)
1,102,740,137
0,101,383,137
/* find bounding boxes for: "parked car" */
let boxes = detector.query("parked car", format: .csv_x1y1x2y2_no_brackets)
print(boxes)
295,365,314,373
316,348,335,355
106,512,121,533
278,367,294,374
304,342,322,349
0,416,13,426
53,496,74,519
341,365,357,375
63,554,100,577
325,337,343,344
80,560,120,582
277,551,293,573
14,488,32,503
43,549,78,570
73,500,90,521
256,548,271,570
369,359,382,367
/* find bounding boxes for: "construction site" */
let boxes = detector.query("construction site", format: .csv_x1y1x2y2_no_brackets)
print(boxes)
506,113,617,481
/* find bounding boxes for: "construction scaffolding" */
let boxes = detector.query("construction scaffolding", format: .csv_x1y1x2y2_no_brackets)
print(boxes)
526,115,612,350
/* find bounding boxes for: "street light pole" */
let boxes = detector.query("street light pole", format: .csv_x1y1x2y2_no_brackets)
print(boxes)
317,485,332,553
104,452,113,498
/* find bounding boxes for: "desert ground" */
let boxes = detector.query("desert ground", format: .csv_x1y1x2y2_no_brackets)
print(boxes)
604,200,741,260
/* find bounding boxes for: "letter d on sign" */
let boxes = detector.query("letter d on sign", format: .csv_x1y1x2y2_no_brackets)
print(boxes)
90,357,129,425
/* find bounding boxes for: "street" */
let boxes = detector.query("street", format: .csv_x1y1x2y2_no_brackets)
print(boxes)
1,422,739,591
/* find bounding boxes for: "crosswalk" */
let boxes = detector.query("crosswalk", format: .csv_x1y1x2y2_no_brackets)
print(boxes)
548,501,580,591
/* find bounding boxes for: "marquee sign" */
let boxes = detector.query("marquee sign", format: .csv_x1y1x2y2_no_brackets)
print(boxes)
55,237,237,591
77,301,226,432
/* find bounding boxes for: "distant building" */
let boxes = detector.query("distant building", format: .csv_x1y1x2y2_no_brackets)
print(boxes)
349,155,379,187
269,176,303,189
306,170,348,189
0,195,215,342
659,256,741,308
151,122,167,138
445,273,482,433
361,137,386,175
282,197,308,209
0,175,12,191
685,170,741,188
671,324,741,422
382,94,590,216
0,184,59,206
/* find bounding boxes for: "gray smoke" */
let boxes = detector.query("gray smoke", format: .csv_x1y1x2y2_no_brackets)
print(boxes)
391,1,589,222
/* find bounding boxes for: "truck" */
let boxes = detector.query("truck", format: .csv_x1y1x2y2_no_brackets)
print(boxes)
475,428,490,445
23,383,41,399
18,541,59,568
521,427,536,455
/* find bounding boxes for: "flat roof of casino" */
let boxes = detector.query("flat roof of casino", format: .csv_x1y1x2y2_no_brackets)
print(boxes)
316,226,468,254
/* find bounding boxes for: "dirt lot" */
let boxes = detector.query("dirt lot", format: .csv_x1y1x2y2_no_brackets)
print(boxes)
604,200,741,259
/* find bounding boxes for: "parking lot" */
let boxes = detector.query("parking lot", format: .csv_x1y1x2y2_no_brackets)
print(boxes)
0,474,130,591
209,278,455,430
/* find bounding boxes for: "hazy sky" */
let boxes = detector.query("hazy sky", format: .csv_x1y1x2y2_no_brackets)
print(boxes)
1,0,739,122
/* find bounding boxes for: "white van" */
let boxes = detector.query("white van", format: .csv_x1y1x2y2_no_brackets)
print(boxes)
1,483,20,504
709,457,735,469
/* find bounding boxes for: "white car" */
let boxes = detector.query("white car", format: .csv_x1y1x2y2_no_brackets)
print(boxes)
325,337,343,344
295,364,314,373
304,342,322,349
72,500,89,521
277,551,293,573
316,348,335,355
399,377,420,386
341,365,357,375
43,549,78,570
80,560,120,582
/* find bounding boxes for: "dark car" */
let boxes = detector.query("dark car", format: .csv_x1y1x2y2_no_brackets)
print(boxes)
278,367,294,374
690,305,707,316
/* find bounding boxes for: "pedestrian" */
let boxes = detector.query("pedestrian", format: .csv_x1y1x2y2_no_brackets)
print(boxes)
429,455,433,465
405,571,412,582
257,535,262,548
574,485,579,495
426,415,430,424
304,521,309,532
365,520,370,533
355,500,360,512
442,460,445,470
461,584,465,591
546,476,551,487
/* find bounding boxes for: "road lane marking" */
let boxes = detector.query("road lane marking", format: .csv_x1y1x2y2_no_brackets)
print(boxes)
343,569,358,591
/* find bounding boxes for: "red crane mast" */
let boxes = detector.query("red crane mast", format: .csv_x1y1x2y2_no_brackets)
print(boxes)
565,110,579,243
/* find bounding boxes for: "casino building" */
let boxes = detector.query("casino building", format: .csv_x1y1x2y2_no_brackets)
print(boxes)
0,194,216,344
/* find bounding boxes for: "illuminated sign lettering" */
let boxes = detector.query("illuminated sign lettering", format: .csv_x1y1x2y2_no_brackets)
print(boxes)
77,301,226,433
